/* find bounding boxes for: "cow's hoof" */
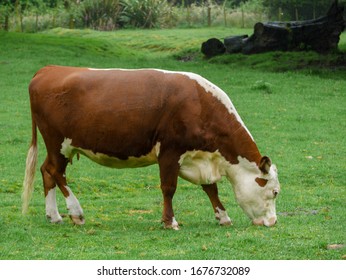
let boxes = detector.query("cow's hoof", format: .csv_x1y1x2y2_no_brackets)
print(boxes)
164,224,180,230
46,215,63,224
171,222,180,230
163,217,179,230
70,215,85,225
215,207,232,226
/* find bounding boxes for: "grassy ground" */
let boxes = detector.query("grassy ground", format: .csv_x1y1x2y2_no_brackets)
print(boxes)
0,28,345,260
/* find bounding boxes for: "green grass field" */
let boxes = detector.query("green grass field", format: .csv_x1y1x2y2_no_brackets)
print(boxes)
0,28,345,260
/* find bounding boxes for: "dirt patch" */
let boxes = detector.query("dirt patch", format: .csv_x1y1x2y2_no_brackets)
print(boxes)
278,207,325,216
327,244,345,250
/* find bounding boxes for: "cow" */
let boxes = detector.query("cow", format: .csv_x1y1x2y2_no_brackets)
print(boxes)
22,65,280,230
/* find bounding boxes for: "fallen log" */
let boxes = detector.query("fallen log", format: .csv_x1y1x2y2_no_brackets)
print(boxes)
201,38,226,58
202,0,345,56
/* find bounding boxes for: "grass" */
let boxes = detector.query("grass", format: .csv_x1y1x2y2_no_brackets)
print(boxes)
0,27,345,260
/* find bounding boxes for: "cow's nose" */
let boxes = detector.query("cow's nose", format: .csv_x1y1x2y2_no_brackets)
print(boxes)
252,219,264,226
266,217,277,227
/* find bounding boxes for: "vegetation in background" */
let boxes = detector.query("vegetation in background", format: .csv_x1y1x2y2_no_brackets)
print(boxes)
82,0,122,30
1,0,345,31
121,0,172,28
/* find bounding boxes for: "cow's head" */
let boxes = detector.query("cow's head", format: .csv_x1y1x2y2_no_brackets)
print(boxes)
227,156,280,227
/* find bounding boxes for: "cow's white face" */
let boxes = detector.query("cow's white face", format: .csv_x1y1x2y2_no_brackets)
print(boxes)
227,156,280,227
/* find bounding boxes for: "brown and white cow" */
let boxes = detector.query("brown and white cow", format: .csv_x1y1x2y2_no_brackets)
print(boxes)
22,65,280,229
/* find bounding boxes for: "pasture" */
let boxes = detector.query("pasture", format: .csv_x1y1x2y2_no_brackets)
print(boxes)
0,28,345,260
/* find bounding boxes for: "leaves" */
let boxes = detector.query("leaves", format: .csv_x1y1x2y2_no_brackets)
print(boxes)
121,0,171,28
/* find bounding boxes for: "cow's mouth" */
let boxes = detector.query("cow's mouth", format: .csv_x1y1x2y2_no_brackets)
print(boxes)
253,216,277,227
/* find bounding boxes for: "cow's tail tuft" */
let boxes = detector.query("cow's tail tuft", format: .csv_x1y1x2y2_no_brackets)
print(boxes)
22,119,38,214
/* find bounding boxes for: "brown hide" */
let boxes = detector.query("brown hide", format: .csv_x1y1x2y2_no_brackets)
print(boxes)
29,65,261,167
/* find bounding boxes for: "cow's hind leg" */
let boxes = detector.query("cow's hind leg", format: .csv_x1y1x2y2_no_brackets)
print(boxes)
41,158,62,223
202,183,232,226
158,151,180,230
42,153,85,225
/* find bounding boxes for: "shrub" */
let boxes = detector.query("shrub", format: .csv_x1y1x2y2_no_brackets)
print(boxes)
120,0,172,28
82,0,123,30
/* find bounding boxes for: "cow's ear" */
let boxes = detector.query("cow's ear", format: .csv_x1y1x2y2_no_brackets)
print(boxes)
259,156,271,174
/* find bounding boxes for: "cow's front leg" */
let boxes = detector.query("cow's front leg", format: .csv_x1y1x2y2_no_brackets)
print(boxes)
158,151,180,230
202,183,232,226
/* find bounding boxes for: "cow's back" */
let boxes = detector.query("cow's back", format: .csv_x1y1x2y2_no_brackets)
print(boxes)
28,66,208,160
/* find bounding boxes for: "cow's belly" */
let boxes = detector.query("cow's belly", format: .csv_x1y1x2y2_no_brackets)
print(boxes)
61,138,228,185
60,138,160,168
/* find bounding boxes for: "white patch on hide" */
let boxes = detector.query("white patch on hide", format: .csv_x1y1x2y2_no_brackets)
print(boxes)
178,150,230,185
60,138,74,161
65,186,83,217
45,188,62,223
227,156,279,226
180,73,238,116
60,138,161,169
171,217,179,230
215,207,232,225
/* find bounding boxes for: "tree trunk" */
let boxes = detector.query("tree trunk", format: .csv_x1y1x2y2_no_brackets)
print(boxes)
243,0,345,54
205,0,345,56
201,38,226,58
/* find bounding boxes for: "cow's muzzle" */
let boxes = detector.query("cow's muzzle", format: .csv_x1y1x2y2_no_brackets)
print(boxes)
253,216,277,227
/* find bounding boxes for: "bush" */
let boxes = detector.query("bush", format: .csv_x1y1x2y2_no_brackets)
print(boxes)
82,0,123,30
120,0,172,28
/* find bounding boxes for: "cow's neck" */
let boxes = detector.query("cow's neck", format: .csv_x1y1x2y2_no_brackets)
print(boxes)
219,116,262,167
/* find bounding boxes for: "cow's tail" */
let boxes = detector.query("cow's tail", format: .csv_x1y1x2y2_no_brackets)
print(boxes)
22,119,38,214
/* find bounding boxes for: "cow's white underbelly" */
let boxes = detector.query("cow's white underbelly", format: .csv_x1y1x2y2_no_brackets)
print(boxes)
178,150,229,185
60,138,160,168
60,138,228,185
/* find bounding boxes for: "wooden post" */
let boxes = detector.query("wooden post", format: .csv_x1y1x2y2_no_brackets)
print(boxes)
223,0,228,27
69,16,74,29
186,3,191,27
241,6,245,28
208,6,211,27
36,13,39,32
224,8,227,27
4,15,9,31
15,0,20,32
278,7,282,21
